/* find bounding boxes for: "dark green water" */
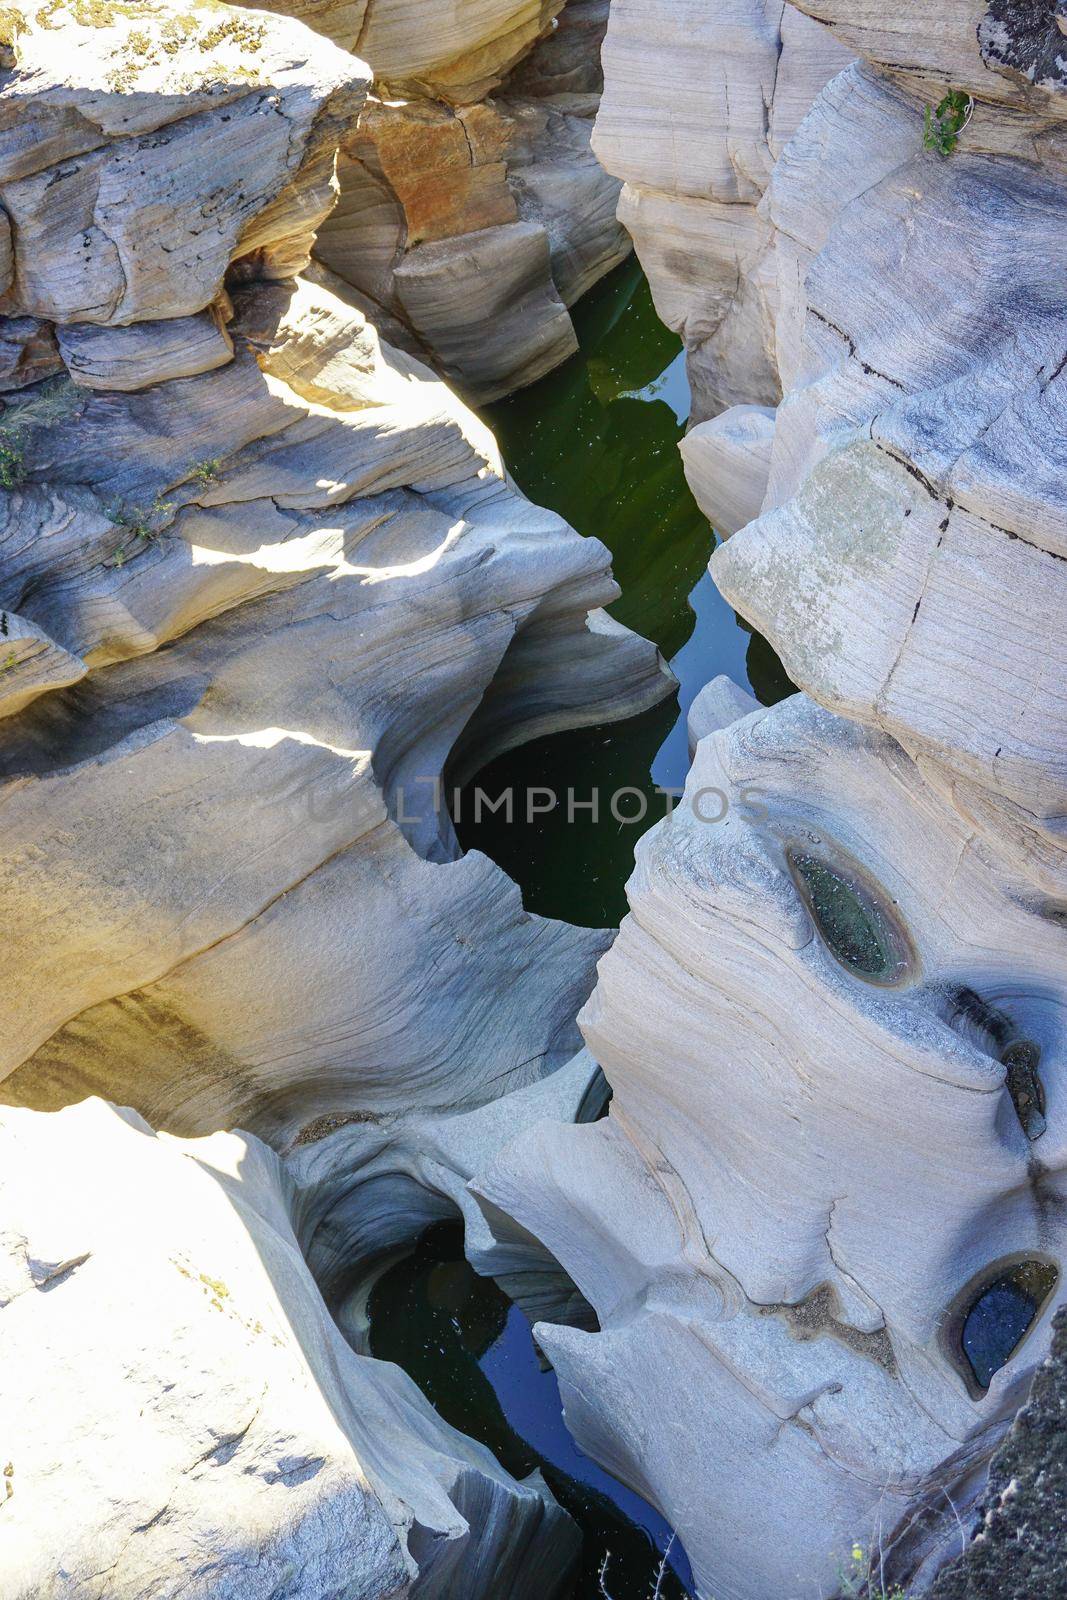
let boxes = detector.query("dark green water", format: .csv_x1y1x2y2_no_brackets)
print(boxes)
368,263,795,1598
457,256,791,927
368,1223,693,1599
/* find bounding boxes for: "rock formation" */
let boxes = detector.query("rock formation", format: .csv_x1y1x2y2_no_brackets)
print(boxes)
0,0,668,1589
1,1095,580,1599
472,4,1067,1597
592,0,854,425
283,0,631,400
3,0,1066,1595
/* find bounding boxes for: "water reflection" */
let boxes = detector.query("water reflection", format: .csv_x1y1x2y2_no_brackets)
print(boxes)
458,257,790,926
367,1222,694,1599
960,1260,1057,1392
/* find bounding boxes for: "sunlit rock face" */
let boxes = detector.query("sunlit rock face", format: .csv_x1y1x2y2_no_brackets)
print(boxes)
261,0,632,401
592,0,854,424
251,0,564,101
0,1097,580,1599
467,5,1067,1597
710,55,1067,894
0,0,668,1142
0,2,670,1590
477,692,1067,1599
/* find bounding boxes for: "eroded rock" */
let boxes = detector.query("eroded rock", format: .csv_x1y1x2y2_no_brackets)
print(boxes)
0,1096,579,1598
477,693,1067,1599
309,0,630,401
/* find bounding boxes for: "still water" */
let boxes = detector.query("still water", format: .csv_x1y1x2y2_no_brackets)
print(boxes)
457,256,790,926
368,261,788,1596
368,1223,694,1599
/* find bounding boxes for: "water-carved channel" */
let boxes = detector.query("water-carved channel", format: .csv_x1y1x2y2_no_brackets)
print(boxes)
457,257,791,927
367,1222,694,1598
367,263,793,1592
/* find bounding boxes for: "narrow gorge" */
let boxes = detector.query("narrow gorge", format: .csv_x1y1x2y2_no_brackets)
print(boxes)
1,3,1064,1599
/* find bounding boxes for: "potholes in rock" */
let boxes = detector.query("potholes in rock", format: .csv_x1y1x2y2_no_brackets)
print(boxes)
940,986,1048,1142
785,840,915,985
1001,1040,1047,1141
366,1221,694,1599
945,1257,1059,1396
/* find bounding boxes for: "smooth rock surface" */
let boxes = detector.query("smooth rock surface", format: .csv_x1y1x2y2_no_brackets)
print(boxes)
56,307,235,391
678,403,774,534
478,693,1067,1600
0,272,669,1142
0,1096,579,1599
593,0,853,421
711,58,1067,892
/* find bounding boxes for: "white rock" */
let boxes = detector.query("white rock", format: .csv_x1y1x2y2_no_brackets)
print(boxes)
0,275,669,1139
477,694,1067,1600
0,1096,579,1598
714,59,1067,890
592,0,853,421
467,11,1067,1598
678,403,775,534
685,672,760,755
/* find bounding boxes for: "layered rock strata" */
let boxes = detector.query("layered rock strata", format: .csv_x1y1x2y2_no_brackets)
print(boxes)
0,0,669,1590
474,5,1067,1597
284,0,631,400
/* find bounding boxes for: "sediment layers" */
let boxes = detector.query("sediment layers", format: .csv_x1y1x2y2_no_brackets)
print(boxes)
0,1,668,1590
476,6,1067,1596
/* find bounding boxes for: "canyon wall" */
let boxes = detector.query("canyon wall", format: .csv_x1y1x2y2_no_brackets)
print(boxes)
3,0,1065,1596
0,0,667,1590
477,3,1067,1597
278,0,631,401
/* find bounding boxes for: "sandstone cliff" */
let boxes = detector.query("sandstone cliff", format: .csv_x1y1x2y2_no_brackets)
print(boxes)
476,4,1067,1597
0,0,668,1590
276,0,632,401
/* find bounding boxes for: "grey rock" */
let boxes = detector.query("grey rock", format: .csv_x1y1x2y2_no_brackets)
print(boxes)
57,307,234,391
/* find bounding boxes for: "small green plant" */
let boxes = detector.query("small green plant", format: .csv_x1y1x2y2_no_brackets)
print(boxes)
0,375,87,490
191,457,221,483
1,650,17,673
0,436,24,489
104,495,175,568
923,90,973,156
